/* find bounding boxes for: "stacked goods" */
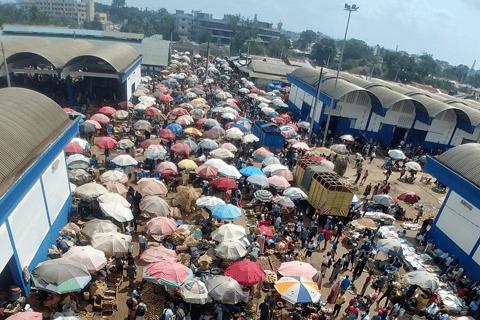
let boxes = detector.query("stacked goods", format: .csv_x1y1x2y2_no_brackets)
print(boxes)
141,282,166,320
265,270,277,283
177,253,192,265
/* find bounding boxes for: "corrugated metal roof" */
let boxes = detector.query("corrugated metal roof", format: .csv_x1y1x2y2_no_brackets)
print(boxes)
0,87,69,191
437,143,480,188
2,37,52,59
139,38,169,66
251,60,297,76
430,94,480,126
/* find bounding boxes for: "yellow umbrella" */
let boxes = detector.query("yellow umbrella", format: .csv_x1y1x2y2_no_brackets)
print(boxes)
178,159,198,170
192,98,207,104
184,127,203,136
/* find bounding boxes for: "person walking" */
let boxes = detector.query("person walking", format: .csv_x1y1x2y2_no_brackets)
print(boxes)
355,166,363,184
414,205,424,223
324,228,333,250
317,232,325,250
301,227,309,248
334,221,344,242
321,252,332,277
361,272,374,296
360,170,369,185
306,239,316,263
340,275,351,294
126,260,137,287
332,293,346,318
377,281,395,307
138,232,146,254
363,183,372,199
313,269,324,289
329,258,343,283
126,296,137,320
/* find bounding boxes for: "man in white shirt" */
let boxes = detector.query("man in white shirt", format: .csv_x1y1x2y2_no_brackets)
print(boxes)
138,232,147,254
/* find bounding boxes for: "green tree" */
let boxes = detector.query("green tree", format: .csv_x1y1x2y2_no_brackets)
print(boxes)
419,53,437,76
294,29,317,51
112,0,126,8
341,39,372,61
248,42,266,55
84,15,103,30
309,38,336,66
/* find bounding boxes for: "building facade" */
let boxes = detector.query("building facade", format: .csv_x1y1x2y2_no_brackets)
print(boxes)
16,0,95,24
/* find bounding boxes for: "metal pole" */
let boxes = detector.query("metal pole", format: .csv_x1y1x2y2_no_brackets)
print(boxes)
2,43,11,88
206,41,210,70
394,67,401,82
309,67,324,139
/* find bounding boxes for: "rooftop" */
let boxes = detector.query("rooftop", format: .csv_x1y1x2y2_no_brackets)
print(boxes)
437,143,480,189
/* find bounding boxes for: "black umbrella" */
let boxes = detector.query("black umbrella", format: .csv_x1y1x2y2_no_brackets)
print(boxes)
79,122,96,134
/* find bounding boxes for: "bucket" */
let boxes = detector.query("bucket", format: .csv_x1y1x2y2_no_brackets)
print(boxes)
398,308,405,318
9,286,21,301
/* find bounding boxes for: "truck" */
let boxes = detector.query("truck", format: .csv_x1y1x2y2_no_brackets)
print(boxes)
293,157,353,217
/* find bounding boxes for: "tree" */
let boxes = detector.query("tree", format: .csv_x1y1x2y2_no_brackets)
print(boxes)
112,0,126,8
419,53,437,76
84,15,103,30
294,30,317,51
341,39,372,61
266,36,290,58
309,38,336,66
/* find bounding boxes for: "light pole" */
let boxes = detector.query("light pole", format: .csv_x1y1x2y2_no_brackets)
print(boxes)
322,3,359,146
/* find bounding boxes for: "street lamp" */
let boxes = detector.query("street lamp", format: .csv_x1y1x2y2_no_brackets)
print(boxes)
322,3,359,146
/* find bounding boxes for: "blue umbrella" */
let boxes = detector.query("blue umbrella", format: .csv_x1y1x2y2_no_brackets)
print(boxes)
267,112,279,117
236,118,252,124
275,85,282,90
266,92,276,97
230,123,248,133
184,140,198,151
267,83,276,88
175,95,185,102
212,204,242,220
166,123,183,133
240,166,265,177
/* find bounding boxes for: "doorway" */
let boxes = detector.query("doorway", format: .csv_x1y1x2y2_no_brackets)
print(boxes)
392,127,408,148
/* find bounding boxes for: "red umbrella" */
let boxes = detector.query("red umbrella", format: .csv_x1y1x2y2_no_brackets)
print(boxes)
156,162,178,176
397,191,420,204
250,87,259,93
159,95,173,102
224,260,266,286
156,87,168,94
63,107,75,113
169,108,189,117
158,129,176,141
210,177,238,190
171,143,192,155
119,101,134,108
139,139,159,148
197,118,208,125
195,164,218,178
227,101,238,107
139,246,178,266
85,119,102,129
99,106,116,116
145,107,161,116
257,225,274,238
286,123,297,131
280,114,291,122
90,113,110,124
65,142,83,153
95,137,117,149
272,117,286,124
310,156,326,162
195,85,204,90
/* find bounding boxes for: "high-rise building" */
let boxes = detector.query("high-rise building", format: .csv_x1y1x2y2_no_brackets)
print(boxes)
16,0,95,24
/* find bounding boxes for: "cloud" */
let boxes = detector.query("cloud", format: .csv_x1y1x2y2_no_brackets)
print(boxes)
459,0,480,10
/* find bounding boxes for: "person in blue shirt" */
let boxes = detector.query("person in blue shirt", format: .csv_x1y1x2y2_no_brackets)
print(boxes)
332,241,338,259
340,275,351,294
317,232,325,250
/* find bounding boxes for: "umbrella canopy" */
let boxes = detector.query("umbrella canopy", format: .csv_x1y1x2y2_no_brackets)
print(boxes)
155,162,178,176
388,149,406,160
204,119,220,128
240,166,265,177
254,190,273,202
198,139,219,150
166,123,183,134
247,174,269,188
210,177,238,190
97,192,131,207
138,178,168,196
330,144,348,154
140,196,171,217
178,159,198,170
91,232,132,257
90,113,110,124
373,194,395,207
158,128,176,140
180,278,209,304
146,217,178,235
196,196,226,211
81,219,119,238
397,191,420,204
184,127,203,136
79,122,96,134
274,276,321,304
74,182,108,198
278,261,318,279
117,138,135,149
65,142,83,154
221,143,238,152
195,164,218,178
263,164,288,174
262,156,281,166
31,258,91,294
63,246,107,273
139,139,159,149
211,224,246,242
272,169,294,181
113,110,129,119
204,158,228,169
351,218,377,230
224,261,266,286
111,155,138,166
95,137,117,149
218,165,241,179
268,176,291,190
99,170,128,184
340,134,355,141
144,145,167,160
242,133,259,143
403,271,438,291
144,262,193,288
257,225,274,238
171,143,192,155
273,196,295,208
215,240,247,260
99,106,116,115
405,161,422,172
105,181,128,195
253,147,272,159
210,148,235,159
292,142,310,151
67,154,90,169
376,239,403,256
68,169,91,185
6,312,43,320
139,246,178,265
205,276,248,304
99,202,133,222
283,187,308,200
71,137,89,150
212,204,242,220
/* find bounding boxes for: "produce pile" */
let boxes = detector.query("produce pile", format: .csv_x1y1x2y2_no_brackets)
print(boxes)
140,282,166,320
265,270,277,283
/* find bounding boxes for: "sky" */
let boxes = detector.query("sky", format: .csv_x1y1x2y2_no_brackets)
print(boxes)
24,0,480,66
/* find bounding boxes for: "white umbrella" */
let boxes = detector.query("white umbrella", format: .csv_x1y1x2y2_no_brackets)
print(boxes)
196,196,226,210
81,219,119,238
210,148,235,159
117,139,135,149
144,145,167,160
405,161,422,172
372,194,395,207
340,134,355,142
91,232,132,257
204,158,228,168
66,154,90,169
283,187,308,200
388,149,406,160
134,103,148,111
262,156,280,166
225,127,244,140
246,174,269,188
242,133,259,143
218,165,242,179
62,245,107,273
180,278,210,304
97,192,131,207
215,239,247,260
403,271,438,291
99,203,133,222
112,155,138,166
140,196,171,217
222,113,236,121
74,182,108,198
330,144,348,154
99,170,128,183
263,164,288,173
71,137,89,150
274,196,295,208
68,169,91,185
211,224,246,242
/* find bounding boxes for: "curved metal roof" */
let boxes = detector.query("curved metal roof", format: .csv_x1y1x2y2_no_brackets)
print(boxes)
0,88,69,191
2,37,52,59
289,67,381,106
437,143,480,188
430,94,480,126
64,42,140,73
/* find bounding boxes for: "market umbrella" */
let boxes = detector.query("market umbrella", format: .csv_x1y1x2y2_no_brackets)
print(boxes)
68,169,91,185
218,165,241,179
340,134,355,142
74,182,108,198
139,246,178,266
278,261,317,279
159,94,174,102
111,155,138,166
263,164,288,174
205,158,228,169
210,148,235,159
211,224,246,242
397,191,420,204
65,142,83,154
179,279,210,304
198,139,219,151
81,219,119,238
376,239,403,256
178,159,198,170
215,240,247,260
221,143,238,152
95,137,117,149
71,137,89,150
99,170,128,184
274,276,321,304
388,149,406,160
330,144,348,154
31,258,91,294
240,166,265,177
273,196,295,208
204,119,220,128
224,260,266,286
268,176,291,190
113,110,129,119
205,276,247,304
210,177,238,190
212,204,242,220
196,196,226,211
166,123,183,134
139,139,158,149
90,113,110,124
79,122,96,134
158,128,176,140
184,127,203,136
6,312,43,320
257,225,274,238
97,192,131,208
195,164,218,178
99,202,133,222
254,190,273,202
144,145,167,160
99,106,116,116
140,196,171,217
373,194,395,207
144,262,193,288
292,142,310,151
283,187,308,200
63,246,107,273
117,138,135,149
171,143,192,155
146,217,178,235
137,178,168,196
242,133,259,143
155,162,178,176
272,169,294,181
247,174,269,188
253,147,272,160
105,182,128,195
405,161,422,172
403,271,438,291
91,232,132,257
262,156,280,166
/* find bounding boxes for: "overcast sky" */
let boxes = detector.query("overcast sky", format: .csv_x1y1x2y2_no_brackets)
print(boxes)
90,0,479,66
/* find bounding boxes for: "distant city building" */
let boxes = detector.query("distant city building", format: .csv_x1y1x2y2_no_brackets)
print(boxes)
16,0,95,24
173,10,281,45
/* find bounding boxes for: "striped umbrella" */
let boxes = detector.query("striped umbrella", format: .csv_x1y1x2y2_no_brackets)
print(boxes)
179,278,209,304
31,259,91,294
274,276,321,304
254,190,273,202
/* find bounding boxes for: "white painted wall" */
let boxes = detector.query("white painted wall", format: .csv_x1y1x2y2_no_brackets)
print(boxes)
125,64,142,101
325,91,371,130
0,223,13,273
368,100,416,132
8,180,49,268
41,151,70,223
425,110,456,144
289,84,298,106
450,126,480,146
436,191,480,255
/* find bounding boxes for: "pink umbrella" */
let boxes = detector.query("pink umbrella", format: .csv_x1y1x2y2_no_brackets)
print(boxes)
65,142,83,154
268,176,291,190
155,162,178,176
63,107,75,113
6,312,43,320
145,107,161,116
85,119,102,129
253,147,272,158
95,137,118,149
169,108,189,116
195,164,218,178
104,182,128,194
138,178,168,196
292,142,310,151
90,113,110,124
146,217,178,235
281,131,292,138
139,246,178,266
272,169,294,181
278,261,317,280
99,106,116,116
171,143,192,155
221,143,237,152
144,261,192,288
159,95,174,102
63,245,107,273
